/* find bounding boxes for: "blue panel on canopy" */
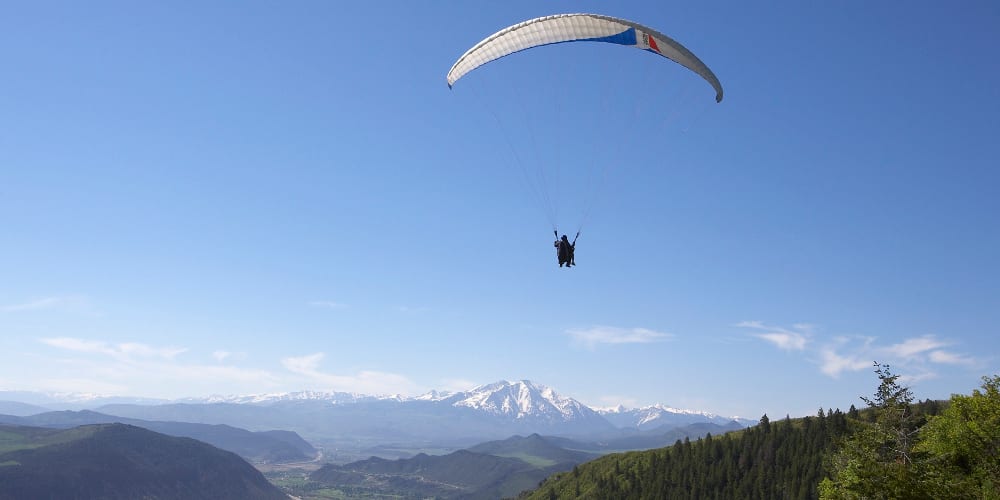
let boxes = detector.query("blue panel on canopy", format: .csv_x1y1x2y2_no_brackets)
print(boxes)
580,27,637,47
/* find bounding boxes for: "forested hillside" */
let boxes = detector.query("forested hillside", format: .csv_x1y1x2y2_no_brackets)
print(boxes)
524,364,998,500
523,408,854,499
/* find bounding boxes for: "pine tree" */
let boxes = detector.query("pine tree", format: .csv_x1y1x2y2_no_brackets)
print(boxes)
820,362,931,499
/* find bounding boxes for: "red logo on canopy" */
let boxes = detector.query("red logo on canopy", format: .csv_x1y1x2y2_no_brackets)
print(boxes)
648,35,661,53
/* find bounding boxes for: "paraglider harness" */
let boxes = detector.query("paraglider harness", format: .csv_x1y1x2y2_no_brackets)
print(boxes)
554,230,579,267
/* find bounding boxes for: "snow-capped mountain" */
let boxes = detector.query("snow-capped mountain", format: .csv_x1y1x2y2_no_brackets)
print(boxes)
181,391,390,405
598,403,753,430
437,380,599,422
1,381,751,439
413,389,454,401
0,391,169,410
180,380,632,426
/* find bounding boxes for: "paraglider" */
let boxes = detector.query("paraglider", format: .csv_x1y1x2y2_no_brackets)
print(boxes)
554,231,577,268
447,13,723,268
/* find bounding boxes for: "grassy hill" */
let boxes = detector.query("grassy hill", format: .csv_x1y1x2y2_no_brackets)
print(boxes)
0,423,288,500
0,409,317,464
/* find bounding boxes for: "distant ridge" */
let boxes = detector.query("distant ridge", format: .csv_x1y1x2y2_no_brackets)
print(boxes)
0,409,317,464
0,423,288,500
310,433,596,499
2,380,754,428
0,400,48,417
597,403,749,430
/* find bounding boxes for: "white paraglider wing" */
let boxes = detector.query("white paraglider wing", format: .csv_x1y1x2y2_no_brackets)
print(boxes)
446,13,723,102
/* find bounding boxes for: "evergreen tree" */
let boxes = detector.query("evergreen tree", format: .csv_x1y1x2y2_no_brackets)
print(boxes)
820,362,931,499
848,404,859,420
521,369,1000,500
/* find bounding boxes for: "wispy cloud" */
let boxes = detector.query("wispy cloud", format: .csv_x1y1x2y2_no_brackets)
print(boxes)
41,337,186,361
34,337,278,398
213,350,232,362
757,332,808,351
740,321,979,381
818,346,871,378
882,335,948,360
281,353,421,395
817,335,963,380
309,300,348,309
567,326,672,350
928,350,976,366
792,323,818,334
869,335,975,368
1,296,100,316
898,370,939,385
736,321,808,351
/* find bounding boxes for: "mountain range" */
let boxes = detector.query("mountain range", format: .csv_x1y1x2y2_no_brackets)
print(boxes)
1,380,753,460
596,402,747,430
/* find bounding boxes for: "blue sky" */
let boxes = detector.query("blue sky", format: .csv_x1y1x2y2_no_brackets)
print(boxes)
2,1,998,419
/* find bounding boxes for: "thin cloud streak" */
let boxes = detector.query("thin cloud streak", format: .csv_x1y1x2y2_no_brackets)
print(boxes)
818,347,870,378
898,370,938,385
281,352,421,395
736,321,809,351
928,350,977,366
31,338,280,398
756,332,808,351
309,300,348,309
882,335,948,359
742,322,979,380
1,296,100,316
41,337,187,361
567,326,673,350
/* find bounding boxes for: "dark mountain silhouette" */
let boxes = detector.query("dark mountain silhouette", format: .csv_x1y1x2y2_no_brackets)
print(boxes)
0,409,316,464
0,423,288,500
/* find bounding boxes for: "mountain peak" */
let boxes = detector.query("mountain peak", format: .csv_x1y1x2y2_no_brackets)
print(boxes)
447,379,597,423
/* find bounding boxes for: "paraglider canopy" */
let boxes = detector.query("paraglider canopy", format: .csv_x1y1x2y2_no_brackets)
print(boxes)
447,13,723,103
445,13,724,249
